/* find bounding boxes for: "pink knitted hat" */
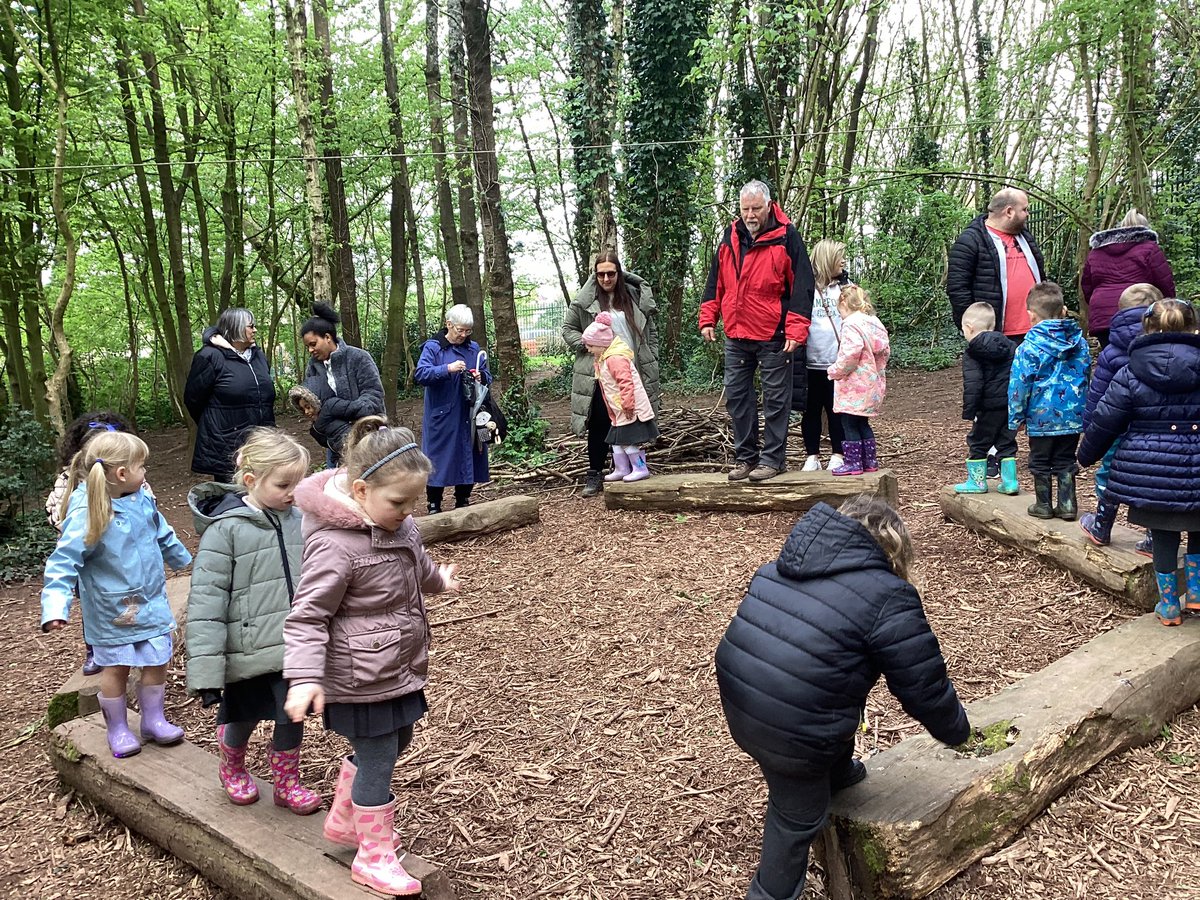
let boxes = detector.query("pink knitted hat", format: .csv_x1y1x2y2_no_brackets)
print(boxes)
583,311,615,347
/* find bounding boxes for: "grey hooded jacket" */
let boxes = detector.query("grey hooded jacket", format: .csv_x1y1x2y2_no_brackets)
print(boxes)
185,482,303,693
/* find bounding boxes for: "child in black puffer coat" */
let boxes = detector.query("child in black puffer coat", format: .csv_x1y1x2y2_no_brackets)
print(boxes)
715,497,971,900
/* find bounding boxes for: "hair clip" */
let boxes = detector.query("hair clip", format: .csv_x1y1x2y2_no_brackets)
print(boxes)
93,457,105,466
378,425,389,432
88,422,119,431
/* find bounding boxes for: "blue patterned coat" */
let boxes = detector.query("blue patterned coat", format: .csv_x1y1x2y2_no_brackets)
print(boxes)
1008,318,1090,436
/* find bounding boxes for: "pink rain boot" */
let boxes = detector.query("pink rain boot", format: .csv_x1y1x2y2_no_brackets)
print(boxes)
350,797,422,897
622,448,650,482
324,755,403,847
605,447,632,482
217,724,259,805
98,693,142,759
269,744,322,815
136,683,184,746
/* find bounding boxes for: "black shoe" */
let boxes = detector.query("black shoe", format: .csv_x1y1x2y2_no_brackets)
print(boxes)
986,454,1000,479
427,501,442,515
832,758,867,792
1027,474,1054,519
582,470,603,497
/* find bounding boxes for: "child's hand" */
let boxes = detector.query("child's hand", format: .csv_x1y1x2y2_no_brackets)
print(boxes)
43,619,67,632
439,563,462,592
284,684,324,723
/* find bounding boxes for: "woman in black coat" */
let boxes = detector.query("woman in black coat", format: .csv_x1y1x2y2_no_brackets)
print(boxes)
715,497,970,900
184,307,276,481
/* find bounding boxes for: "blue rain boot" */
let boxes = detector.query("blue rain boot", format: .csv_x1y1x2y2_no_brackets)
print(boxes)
998,458,1019,496
1079,496,1118,546
1156,571,1182,626
1186,555,1200,612
953,460,988,494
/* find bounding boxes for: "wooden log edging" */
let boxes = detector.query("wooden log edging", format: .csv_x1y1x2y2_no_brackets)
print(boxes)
816,615,1200,899
939,487,1171,610
416,494,539,545
603,470,899,513
50,714,456,899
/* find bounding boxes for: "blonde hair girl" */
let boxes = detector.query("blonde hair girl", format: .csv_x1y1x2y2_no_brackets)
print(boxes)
802,240,852,472
282,415,457,897
827,284,890,475
41,431,192,759
187,428,318,812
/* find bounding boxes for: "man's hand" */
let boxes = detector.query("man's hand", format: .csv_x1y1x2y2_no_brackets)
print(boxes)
783,339,799,353
700,326,715,342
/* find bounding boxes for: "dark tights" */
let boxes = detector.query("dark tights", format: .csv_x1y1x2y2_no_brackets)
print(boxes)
587,384,612,471
427,484,473,508
221,720,302,751
1151,530,1200,574
841,413,875,444
349,726,415,807
800,369,843,455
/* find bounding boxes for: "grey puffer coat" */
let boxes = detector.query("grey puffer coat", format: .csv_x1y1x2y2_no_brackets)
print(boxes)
562,272,660,436
185,482,303,694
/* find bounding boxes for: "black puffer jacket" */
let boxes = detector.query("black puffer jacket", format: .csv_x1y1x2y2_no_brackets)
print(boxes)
184,327,276,477
947,215,1046,330
715,503,970,767
962,330,1014,420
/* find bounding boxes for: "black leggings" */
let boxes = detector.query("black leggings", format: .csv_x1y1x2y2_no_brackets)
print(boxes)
841,413,875,444
1151,530,1200,574
427,484,473,507
349,725,415,807
587,383,613,471
800,369,843,455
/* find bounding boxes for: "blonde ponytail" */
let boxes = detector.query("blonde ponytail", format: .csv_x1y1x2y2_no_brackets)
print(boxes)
62,431,150,545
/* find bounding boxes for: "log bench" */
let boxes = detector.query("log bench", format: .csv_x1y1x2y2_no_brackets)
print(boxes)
48,577,191,728
416,494,539,544
815,614,1200,899
603,470,899,513
49,714,455,899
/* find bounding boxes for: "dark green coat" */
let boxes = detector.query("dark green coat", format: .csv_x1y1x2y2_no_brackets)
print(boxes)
562,271,660,437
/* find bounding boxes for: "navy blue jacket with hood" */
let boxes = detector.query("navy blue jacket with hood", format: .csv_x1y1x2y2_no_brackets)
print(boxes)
1083,305,1145,428
1078,331,1200,513
962,330,1014,420
715,503,970,769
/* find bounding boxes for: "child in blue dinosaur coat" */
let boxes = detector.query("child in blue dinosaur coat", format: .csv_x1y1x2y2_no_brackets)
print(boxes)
1008,282,1090,520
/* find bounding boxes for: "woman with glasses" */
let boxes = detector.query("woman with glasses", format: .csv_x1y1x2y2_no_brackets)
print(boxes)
414,304,494,514
184,307,276,482
562,251,661,497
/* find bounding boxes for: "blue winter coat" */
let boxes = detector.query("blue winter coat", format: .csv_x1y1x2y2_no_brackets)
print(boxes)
1083,305,1145,428
1008,318,1090,436
414,331,493,488
715,503,970,770
1078,331,1200,514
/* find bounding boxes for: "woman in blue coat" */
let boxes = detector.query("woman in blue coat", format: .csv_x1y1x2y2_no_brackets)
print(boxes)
414,305,493,514
1078,298,1200,626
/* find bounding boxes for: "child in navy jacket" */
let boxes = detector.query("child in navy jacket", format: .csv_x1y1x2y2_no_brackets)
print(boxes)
1008,283,1090,520
955,302,1018,494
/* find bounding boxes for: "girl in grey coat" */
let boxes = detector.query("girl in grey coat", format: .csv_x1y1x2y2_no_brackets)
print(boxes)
186,428,320,814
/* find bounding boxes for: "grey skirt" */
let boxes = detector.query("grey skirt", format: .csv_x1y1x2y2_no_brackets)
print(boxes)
323,690,428,740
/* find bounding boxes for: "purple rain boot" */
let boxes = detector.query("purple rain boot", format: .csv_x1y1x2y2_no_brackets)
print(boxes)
136,683,185,746
97,693,142,758
605,447,632,482
82,643,101,677
862,438,879,473
831,441,864,476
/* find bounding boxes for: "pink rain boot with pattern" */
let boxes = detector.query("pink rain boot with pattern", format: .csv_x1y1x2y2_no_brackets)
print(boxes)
216,725,259,805
324,756,402,846
350,797,422,897
269,744,322,815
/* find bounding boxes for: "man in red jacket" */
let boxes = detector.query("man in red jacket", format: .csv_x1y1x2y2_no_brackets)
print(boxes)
700,180,815,481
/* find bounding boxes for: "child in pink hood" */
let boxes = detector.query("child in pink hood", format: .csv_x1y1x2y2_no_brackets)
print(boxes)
583,311,660,483
283,417,461,898
827,285,890,476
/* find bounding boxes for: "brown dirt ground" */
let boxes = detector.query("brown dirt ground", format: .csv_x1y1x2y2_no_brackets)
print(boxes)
1,367,1197,900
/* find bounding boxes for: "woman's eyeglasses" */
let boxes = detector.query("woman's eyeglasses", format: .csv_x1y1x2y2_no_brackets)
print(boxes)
596,270,618,280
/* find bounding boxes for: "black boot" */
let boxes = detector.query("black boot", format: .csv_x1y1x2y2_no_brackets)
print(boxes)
582,469,603,497
454,484,473,509
427,501,442,515
1027,474,1054,519
1055,471,1077,521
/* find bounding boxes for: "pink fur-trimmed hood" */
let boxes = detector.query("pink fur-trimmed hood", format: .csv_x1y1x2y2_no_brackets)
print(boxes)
295,468,370,534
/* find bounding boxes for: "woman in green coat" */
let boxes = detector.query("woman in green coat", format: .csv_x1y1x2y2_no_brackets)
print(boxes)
562,251,661,496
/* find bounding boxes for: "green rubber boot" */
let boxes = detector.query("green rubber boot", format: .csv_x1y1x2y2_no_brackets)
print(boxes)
953,460,988,494
998,458,1019,495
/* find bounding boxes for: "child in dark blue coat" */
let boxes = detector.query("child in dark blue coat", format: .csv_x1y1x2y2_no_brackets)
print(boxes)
1008,282,1090,520
955,301,1018,494
1079,298,1200,626
1078,283,1163,547
715,497,970,900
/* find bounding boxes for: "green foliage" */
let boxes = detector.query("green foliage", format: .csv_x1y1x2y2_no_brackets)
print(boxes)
0,409,54,519
489,386,553,468
0,512,58,585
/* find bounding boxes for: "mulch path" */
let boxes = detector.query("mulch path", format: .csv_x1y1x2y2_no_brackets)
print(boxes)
0,367,1196,900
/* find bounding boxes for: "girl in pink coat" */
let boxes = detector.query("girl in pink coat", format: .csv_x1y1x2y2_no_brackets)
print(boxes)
583,311,660,483
827,285,890,476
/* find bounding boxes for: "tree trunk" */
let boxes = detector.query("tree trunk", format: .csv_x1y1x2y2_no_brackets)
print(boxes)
209,0,244,312
835,7,879,231
461,0,524,392
282,0,334,310
604,471,899,513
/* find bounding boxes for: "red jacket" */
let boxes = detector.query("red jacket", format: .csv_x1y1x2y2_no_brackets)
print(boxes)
699,202,814,343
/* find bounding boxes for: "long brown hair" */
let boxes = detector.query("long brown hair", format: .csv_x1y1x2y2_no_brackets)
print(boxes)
593,250,643,343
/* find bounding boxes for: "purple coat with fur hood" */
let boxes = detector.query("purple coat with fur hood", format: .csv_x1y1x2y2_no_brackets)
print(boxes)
283,469,447,704
1080,226,1175,334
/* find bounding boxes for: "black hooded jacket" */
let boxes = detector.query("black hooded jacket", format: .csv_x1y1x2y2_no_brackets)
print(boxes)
962,330,1015,420
715,503,970,766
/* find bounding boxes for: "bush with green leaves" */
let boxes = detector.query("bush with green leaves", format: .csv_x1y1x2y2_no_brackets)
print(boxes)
490,387,554,469
0,409,54,520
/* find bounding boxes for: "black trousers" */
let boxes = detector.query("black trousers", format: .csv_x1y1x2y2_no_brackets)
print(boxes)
800,369,843,455
587,384,613,471
1152,531,1200,574
427,484,473,507
1027,434,1079,476
967,410,1018,459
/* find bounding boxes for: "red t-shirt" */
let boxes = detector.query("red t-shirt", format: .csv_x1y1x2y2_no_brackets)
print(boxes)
987,226,1034,335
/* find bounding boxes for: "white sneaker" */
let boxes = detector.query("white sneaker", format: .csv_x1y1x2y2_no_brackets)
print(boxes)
802,455,823,472
828,453,845,471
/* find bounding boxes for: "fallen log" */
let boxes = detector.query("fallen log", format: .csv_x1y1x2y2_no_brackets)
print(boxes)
416,494,539,545
939,487,1173,610
816,614,1200,899
49,577,191,728
49,714,455,900
603,470,899,513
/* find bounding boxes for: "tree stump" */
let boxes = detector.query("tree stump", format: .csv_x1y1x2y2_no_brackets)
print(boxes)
815,614,1200,899
603,470,899,513
416,494,539,545
49,714,456,899
939,487,1173,610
